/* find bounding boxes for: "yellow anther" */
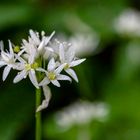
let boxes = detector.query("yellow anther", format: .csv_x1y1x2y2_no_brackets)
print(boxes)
48,72,56,80
31,62,39,69
25,64,31,71
64,63,69,70
14,46,20,53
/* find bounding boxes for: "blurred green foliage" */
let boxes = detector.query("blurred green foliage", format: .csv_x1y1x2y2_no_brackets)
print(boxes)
0,0,140,140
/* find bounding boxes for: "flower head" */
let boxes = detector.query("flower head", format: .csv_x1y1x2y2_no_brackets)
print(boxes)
39,58,71,87
59,43,86,82
0,40,18,81
0,29,86,111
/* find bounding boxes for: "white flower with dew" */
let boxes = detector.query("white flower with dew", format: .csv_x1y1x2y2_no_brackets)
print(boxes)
39,58,71,87
59,43,86,82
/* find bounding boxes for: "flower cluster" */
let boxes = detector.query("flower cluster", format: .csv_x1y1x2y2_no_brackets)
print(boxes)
0,30,86,111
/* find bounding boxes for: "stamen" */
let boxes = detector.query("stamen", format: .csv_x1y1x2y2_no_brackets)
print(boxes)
48,72,56,80
14,46,20,53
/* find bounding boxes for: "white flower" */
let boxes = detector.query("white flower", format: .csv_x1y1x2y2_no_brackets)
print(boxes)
0,40,17,81
36,85,52,112
69,32,99,56
39,58,71,87
13,53,41,88
55,101,109,129
20,30,55,59
59,43,86,82
114,9,140,37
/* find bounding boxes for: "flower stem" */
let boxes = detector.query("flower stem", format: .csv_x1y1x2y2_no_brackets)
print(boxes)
36,88,42,140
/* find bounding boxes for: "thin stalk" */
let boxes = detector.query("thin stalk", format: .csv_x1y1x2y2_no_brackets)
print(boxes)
36,88,42,140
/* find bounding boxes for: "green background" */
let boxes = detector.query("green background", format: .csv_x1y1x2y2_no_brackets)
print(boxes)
0,0,140,139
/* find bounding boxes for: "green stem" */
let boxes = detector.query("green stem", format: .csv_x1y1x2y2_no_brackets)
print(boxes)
36,88,42,140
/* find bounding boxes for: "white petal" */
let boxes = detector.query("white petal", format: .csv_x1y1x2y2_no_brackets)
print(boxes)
36,85,52,112
1,52,9,62
17,49,25,56
47,58,56,71
22,39,28,46
29,69,39,88
29,30,40,45
69,58,86,67
38,40,45,53
59,43,65,62
44,31,55,45
13,70,27,83
2,66,11,81
0,41,4,51
36,67,47,73
28,46,37,64
39,77,50,86
8,40,14,55
66,46,75,62
54,63,66,74
36,100,49,112
45,47,54,52
16,55,26,63
57,74,72,82
51,80,60,87
43,85,51,99
0,61,6,68
36,86,51,112
65,68,78,82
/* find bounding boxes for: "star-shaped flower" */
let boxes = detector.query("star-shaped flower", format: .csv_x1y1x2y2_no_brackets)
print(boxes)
0,40,17,81
13,53,42,88
59,43,86,82
19,30,55,59
39,58,71,87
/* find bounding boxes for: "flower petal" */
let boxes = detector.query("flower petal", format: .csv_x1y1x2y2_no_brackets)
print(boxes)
2,66,11,81
36,67,47,73
13,70,27,83
29,30,40,45
29,69,39,88
36,85,52,112
65,68,78,82
36,100,49,112
44,31,55,45
55,63,66,74
57,74,72,82
8,40,14,55
0,61,6,68
0,41,4,51
28,46,37,64
51,80,60,87
59,43,65,62
66,46,75,62
39,77,50,86
38,40,45,53
69,58,86,67
47,58,56,71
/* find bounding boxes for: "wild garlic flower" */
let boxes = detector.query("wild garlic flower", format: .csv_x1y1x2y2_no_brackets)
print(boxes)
39,58,71,87
59,43,86,82
55,101,109,129
20,30,55,58
0,29,86,111
0,40,18,81
13,54,41,89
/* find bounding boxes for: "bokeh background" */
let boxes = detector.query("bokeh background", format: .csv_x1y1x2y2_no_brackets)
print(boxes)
0,0,140,140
